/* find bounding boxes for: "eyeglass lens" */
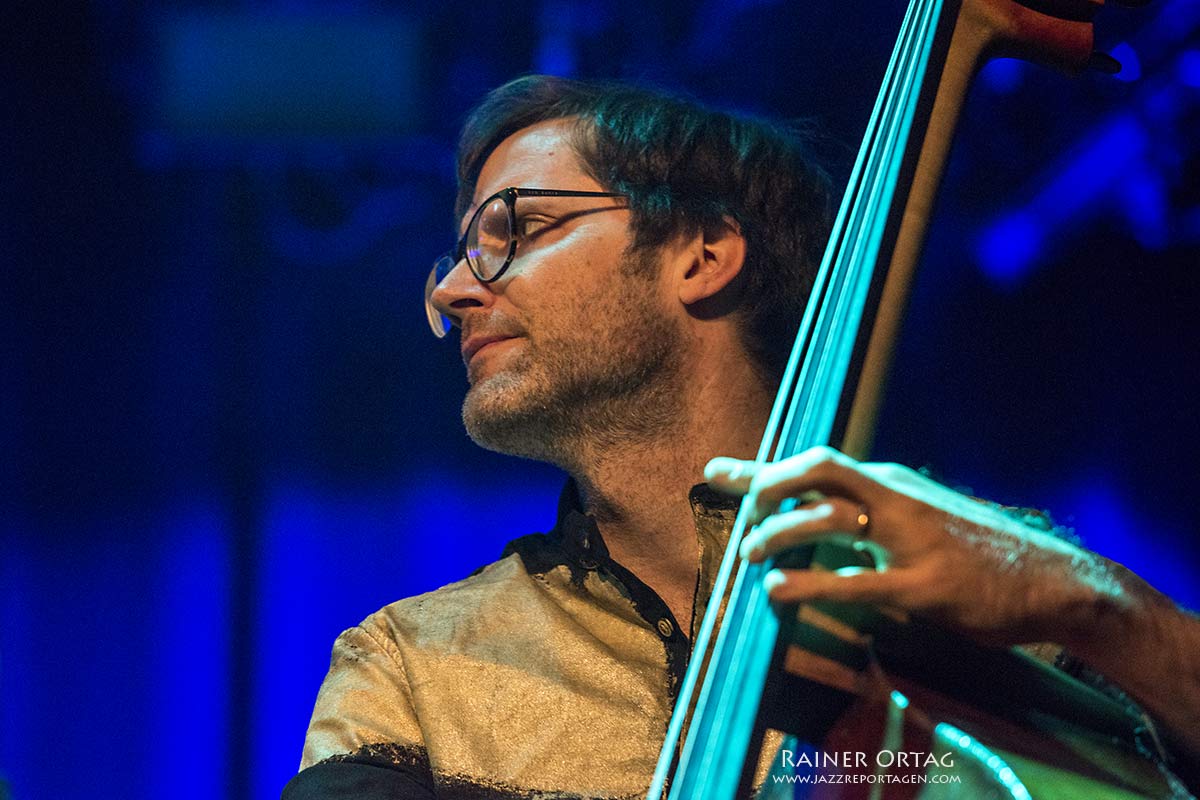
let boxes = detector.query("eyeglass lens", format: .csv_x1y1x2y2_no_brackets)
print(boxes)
425,188,624,338
470,195,513,280
424,192,517,338
424,258,454,338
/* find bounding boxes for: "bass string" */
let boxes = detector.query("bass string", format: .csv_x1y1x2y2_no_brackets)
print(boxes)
654,1,949,798
689,0,950,788
780,0,946,463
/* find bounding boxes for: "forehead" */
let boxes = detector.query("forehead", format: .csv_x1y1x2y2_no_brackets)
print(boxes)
471,119,600,207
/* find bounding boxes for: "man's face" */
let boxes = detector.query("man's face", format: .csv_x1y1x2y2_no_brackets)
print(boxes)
429,119,684,465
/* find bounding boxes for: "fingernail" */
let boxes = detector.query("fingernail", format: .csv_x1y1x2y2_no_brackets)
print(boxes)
704,458,738,481
739,536,760,560
763,569,786,592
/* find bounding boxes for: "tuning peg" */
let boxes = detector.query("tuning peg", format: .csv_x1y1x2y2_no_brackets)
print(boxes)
1087,51,1122,74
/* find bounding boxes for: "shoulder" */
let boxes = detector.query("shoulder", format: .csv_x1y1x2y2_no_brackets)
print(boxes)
359,535,570,655
301,544,559,768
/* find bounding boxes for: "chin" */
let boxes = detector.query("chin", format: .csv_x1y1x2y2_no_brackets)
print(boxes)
461,375,563,462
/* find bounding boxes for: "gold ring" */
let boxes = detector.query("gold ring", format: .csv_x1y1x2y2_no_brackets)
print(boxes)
855,506,871,539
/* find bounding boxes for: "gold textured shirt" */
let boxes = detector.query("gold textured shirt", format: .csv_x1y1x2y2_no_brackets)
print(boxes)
285,483,792,799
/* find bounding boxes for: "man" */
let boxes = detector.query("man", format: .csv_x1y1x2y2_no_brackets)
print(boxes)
286,76,1200,799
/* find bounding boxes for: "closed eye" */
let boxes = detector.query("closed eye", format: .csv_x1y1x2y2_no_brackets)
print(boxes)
514,214,554,241
515,205,617,247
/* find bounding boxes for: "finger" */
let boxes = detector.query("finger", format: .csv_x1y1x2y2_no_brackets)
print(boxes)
740,498,865,561
704,457,764,496
748,446,880,523
763,565,903,605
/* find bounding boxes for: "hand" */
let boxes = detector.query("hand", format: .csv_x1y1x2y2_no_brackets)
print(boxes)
703,446,1129,649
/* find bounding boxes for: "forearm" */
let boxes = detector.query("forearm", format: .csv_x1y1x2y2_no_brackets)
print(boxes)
1062,563,1200,768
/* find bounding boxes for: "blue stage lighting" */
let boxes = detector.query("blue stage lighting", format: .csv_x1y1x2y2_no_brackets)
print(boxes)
1110,42,1142,83
1180,50,1200,88
980,58,1027,94
976,212,1042,287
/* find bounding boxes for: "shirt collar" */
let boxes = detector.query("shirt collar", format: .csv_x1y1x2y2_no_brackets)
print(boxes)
552,478,739,571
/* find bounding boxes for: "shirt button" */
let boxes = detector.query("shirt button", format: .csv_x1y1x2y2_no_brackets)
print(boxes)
656,618,675,638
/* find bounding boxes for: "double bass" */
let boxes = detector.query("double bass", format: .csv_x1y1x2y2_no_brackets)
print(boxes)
648,0,1194,797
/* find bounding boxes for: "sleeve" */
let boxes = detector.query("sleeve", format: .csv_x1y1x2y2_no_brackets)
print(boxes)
284,623,436,799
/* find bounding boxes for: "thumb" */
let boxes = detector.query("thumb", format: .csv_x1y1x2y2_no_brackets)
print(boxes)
704,457,762,496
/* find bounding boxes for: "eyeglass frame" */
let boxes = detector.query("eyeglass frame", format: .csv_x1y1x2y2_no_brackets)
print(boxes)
425,187,628,338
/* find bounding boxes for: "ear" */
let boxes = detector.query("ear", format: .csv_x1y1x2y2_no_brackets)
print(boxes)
674,217,747,307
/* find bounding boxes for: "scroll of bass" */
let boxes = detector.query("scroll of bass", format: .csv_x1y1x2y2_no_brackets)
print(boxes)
647,0,1194,799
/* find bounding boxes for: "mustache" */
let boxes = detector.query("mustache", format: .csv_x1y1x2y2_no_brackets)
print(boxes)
461,316,526,341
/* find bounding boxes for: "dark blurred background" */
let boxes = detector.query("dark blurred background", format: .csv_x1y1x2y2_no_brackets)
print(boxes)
2,1,1198,798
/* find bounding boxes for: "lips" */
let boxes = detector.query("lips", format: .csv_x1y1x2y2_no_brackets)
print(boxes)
461,333,518,365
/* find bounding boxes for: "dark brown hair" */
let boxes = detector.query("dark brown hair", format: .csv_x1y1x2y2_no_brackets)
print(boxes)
455,75,832,383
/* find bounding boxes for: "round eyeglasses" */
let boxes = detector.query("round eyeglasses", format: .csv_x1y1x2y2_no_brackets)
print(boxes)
424,187,627,337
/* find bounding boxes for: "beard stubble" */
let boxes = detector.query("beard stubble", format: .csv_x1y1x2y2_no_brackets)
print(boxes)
460,250,685,470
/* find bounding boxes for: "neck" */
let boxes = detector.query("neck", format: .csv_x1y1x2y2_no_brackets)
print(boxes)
568,344,772,622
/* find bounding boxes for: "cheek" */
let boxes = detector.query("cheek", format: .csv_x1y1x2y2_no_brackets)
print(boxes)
507,254,618,329
502,216,640,328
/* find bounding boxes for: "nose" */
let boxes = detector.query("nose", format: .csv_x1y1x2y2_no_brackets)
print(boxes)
430,257,493,329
